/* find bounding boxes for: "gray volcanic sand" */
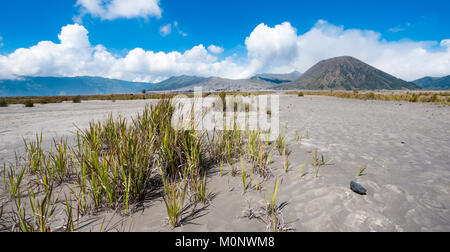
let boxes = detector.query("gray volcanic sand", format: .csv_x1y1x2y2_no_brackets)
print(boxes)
1,95,449,232
0,100,155,165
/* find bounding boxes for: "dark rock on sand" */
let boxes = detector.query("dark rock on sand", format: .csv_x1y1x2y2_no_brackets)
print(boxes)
350,181,367,195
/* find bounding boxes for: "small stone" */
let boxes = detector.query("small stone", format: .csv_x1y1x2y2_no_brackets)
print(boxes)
350,181,367,195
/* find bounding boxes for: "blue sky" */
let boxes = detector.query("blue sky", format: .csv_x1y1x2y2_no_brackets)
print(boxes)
0,0,449,82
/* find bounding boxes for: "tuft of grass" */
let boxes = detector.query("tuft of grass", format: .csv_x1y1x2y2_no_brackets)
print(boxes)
72,96,82,103
298,92,304,97
160,173,188,228
240,156,249,192
3,163,26,198
275,133,288,155
310,149,321,178
189,171,209,204
266,178,279,215
219,159,224,177
28,186,58,232
293,91,450,106
63,196,75,232
0,100,8,107
24,100,34,108
358,165,367,176
265,178,280,232
2,94,289,231
299,161,306,179
294,131,303,142
283,154,290,173
14,190,35,232
310,149,332,178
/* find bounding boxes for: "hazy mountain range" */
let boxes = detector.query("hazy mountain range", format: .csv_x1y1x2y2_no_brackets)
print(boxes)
251,71,302,84
151,76,278,92
0,76,150,97
2,56,448,97
412,76,450,90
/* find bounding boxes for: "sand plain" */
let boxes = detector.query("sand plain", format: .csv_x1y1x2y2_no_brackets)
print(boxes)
0,95,449,232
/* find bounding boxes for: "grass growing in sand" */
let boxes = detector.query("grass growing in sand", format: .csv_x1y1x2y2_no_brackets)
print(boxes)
24,100,34,108
0,91,275,106
72,96,82,103
358,165,368,177
1,96,290,232
265,178,280,232
290,91,450,106
310,149,332,178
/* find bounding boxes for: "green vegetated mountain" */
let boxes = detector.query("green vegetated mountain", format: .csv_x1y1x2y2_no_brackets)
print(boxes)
413,76,450,90
251,71,302,84
0,76,151,97
277,56,421,91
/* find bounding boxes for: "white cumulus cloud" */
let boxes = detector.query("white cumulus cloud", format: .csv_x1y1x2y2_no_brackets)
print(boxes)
245,22,300,74
75,0,162,20
207,45,224,54
292,20,450,80
159,24,172,36
0,24,245,82
1,21,450,82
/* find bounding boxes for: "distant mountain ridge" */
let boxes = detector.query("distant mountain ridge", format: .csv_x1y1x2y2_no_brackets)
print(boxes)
251,71,302,84
0,76,151,97
147,75,208,91
150,76,277,92
277,56,421,91
413,76,450,90
1,57,429,97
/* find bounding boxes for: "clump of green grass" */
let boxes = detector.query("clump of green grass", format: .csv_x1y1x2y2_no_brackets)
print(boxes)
275,133,288,155
72,96,82,103
297,91,450,106
294,131,303,142
219,159,224,176
358,165,367,176
310,149,332,178
10,184,59,232
283,154,290,173
28,187,58,232
241,157,247,192
160,171,188,228
3,163,26,198
2,94,286,231
299,161,306,179
63,196,75,232
298,92,304,97
24,100,34,107
189,171,209,204
265,178,280,232
39,99,49,104
0,100,8,107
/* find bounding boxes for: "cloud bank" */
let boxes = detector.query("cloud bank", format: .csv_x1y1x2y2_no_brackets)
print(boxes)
1,20,449,82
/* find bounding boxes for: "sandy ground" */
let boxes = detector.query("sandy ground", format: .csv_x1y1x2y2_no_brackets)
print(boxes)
1,95,449,232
